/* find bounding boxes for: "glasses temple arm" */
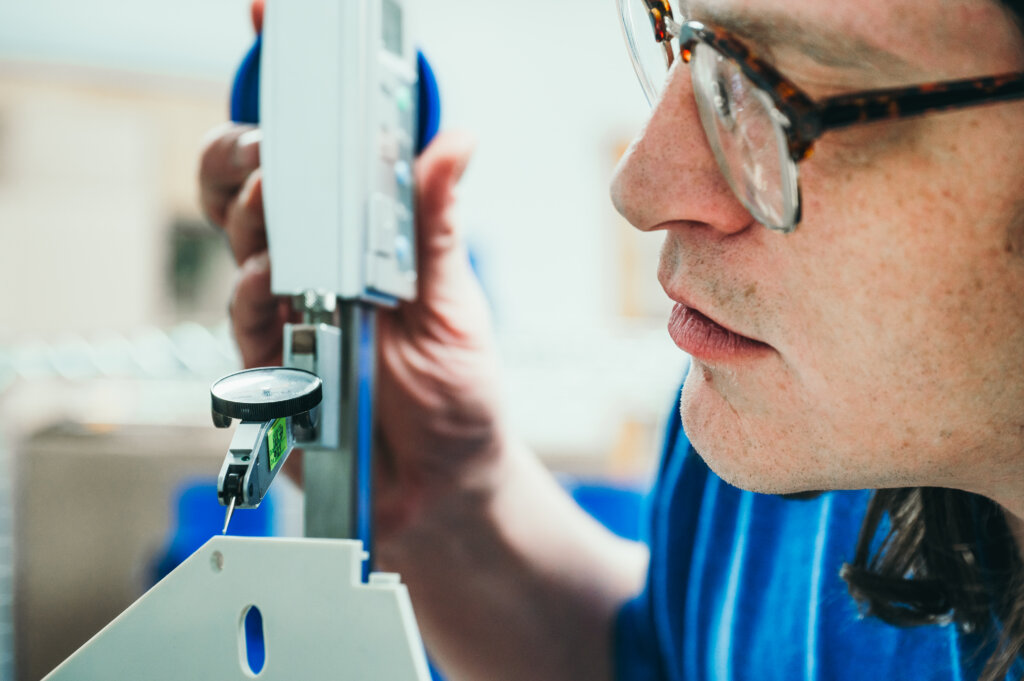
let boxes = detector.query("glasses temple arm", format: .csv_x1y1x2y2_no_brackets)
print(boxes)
815,74,1024,135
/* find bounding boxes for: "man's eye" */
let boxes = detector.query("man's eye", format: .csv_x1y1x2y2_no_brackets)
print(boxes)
712,79,736,129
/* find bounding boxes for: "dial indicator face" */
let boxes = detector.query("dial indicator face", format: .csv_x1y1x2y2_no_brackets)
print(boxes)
211,367,322,421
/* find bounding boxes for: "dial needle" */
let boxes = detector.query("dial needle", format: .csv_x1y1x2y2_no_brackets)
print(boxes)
222,495,237,535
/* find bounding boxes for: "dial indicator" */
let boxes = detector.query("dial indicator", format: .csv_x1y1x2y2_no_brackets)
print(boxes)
211,367,322,422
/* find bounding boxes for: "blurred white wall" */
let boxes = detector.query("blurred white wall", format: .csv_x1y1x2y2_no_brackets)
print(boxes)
0,0,253,81
412,0,652,332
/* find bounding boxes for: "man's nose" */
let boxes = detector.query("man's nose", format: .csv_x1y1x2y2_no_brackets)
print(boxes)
610,63,753,234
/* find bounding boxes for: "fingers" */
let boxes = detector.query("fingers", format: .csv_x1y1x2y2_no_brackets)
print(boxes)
198,124,261,228
198,123,267,266
415,130,477,222
223,169,268,266
230,251,287,368
413,131,478,297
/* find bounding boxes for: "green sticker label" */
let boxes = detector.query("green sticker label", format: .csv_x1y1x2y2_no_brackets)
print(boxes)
267,418,287,471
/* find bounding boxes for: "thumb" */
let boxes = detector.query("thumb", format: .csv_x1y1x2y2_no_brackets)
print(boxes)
413,130,477,294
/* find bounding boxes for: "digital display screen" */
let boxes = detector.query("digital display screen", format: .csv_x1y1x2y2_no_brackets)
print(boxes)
382,0,403,55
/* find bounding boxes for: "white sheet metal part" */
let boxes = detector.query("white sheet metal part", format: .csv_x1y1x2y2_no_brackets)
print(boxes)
43,537,432,681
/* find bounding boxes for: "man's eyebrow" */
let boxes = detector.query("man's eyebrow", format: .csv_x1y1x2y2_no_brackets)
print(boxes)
680,2,924,78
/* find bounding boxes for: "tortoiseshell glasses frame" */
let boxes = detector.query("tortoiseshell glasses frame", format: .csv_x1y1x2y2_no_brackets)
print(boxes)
618,0,1024,232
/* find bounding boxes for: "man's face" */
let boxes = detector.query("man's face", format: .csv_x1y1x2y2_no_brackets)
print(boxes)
611,0,1024,501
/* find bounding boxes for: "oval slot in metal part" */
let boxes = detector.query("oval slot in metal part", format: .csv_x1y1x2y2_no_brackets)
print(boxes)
239,605,266,676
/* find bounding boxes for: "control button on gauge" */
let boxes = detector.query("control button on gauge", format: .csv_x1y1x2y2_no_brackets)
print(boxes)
371,195,398,255
395,233,413,271
394,160,412,188
395,85,412,112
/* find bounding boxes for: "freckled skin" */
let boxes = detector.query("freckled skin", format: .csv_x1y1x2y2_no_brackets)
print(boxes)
611,0,1024,517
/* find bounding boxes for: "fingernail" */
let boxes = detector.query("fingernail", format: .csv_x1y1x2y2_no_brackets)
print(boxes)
234,129,262,168
243,250,271,273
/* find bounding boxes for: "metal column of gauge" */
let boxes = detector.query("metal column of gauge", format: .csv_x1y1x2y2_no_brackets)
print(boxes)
286,301,378,546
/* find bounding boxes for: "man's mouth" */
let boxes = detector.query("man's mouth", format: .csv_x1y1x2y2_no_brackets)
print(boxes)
667,303,772,363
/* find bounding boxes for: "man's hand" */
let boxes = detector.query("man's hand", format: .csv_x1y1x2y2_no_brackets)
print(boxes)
374,132,509,539
198,124,507,539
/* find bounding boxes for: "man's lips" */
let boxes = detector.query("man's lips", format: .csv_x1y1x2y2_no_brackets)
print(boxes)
667,302,772,363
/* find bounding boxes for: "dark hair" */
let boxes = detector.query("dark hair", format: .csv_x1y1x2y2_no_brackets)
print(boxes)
838,6,1024,680
1009,0,1024,27
841,490,1022,680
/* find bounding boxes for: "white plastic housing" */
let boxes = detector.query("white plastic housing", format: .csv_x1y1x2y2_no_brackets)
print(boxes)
261,0,419,302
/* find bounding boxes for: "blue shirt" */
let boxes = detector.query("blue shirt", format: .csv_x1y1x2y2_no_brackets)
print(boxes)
614,395,1023,681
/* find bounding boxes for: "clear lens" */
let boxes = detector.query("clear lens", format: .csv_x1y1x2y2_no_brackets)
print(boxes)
690,43,800,231
617,0,677,106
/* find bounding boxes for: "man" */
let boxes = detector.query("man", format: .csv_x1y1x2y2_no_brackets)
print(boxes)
199,0,1024,678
